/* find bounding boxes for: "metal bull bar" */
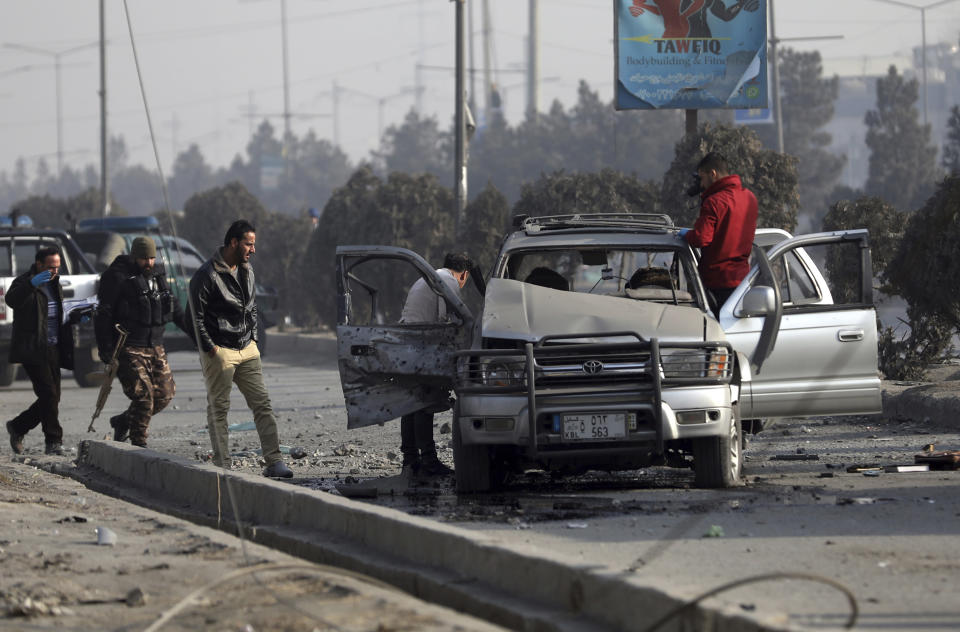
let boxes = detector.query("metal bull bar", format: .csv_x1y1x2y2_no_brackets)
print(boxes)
455,333,734,460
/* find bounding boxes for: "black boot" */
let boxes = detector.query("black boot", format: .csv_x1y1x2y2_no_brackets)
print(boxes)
419,452,453,477
109,414,130,442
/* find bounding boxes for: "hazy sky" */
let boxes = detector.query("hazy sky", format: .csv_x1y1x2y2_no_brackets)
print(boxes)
2,0,958,180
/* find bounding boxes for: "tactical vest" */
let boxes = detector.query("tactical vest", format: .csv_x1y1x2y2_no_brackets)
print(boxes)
116,273,176,327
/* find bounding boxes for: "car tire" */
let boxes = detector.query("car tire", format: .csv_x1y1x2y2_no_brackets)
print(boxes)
692,405,742,488
0,360,16,387
452,404,496,493
73,346,102,388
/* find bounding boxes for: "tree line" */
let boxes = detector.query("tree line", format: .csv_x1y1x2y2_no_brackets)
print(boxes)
4,49,959,379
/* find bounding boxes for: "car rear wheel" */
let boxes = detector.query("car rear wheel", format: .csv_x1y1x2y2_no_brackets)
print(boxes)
452,404,499,493
73,346,102,388
0,360,16,387
692,406,742,488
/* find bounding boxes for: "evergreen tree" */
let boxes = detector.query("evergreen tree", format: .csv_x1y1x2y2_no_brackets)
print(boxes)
660,123,799,230
755,48,844,229
943,105,960,175
864,66,940,210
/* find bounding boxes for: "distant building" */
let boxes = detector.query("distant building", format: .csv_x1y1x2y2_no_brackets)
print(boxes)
825,38,959,190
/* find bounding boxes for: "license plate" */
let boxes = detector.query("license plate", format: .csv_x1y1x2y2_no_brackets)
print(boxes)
562,413,626,441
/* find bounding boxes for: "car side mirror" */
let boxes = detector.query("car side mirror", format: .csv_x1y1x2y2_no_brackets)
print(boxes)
739,286,776,317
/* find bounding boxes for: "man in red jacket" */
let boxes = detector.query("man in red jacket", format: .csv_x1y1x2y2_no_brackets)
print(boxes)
680,152,758,318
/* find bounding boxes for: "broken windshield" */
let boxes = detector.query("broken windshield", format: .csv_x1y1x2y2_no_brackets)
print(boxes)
500,247,702,306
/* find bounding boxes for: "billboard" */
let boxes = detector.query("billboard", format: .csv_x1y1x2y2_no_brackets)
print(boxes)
615,0,768,110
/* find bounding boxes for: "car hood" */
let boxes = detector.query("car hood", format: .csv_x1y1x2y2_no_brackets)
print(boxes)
481,278,715,343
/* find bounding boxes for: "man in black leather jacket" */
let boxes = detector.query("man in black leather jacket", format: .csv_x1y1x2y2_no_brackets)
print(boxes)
189,219,292,478
95,236,191,447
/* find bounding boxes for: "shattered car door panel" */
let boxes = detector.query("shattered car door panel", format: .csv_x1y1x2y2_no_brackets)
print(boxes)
338,324,462,429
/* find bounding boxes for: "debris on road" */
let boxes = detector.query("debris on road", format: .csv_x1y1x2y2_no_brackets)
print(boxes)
883,464,930,473
915,450,960,470
95,526,117,546
846,464,882,473
703,525,725,538
770,454,820,461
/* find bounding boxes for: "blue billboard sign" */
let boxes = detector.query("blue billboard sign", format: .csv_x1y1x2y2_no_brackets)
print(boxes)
615,0,768,110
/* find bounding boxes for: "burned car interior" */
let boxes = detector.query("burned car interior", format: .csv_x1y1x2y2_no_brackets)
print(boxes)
503,246,700,307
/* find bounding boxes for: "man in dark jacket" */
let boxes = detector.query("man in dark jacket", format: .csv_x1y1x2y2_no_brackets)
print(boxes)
189,219,292,478
95,236,190,447
5,247,69,455
681,152,758,317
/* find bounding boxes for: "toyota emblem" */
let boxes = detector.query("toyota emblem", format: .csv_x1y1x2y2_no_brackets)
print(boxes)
582,359,604,374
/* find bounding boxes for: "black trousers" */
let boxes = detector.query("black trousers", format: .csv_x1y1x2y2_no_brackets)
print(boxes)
709,287,737,319
10,345,62,444
400,409,436,461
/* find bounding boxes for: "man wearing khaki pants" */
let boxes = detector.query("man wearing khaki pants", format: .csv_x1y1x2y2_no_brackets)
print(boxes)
188,219,292,478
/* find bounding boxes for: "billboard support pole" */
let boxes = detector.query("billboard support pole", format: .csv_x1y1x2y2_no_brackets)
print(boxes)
685,109,698,137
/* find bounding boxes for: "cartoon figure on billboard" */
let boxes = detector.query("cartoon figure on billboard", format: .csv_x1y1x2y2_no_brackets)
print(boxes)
629,0,760,38
616,0,767,110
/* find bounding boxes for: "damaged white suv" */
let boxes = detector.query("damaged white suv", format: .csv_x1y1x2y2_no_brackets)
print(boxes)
336,214,881,492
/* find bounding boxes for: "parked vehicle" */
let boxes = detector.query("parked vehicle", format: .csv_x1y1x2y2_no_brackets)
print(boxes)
72,216,276,353
1,223,101,387
335,214,882,492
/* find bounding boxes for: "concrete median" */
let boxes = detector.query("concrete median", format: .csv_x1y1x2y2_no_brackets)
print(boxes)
73,439,789,632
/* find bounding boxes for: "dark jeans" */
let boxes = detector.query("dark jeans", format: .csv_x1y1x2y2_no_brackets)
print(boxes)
400,409,436,462
10,346,62,444
709,287,737,319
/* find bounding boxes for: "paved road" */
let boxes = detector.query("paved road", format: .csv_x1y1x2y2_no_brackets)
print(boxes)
4,345,960,631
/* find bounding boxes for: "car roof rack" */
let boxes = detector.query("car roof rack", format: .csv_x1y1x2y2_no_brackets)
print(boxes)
516,213,675,233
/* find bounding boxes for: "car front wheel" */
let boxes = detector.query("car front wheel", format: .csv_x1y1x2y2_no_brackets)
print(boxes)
452,404,501,493
692,405,742,488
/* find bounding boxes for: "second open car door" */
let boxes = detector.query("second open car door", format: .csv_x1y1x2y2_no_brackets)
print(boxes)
721,230,882,420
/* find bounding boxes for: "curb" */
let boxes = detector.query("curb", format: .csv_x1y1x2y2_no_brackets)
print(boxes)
882,381,960,431
75,440,787,632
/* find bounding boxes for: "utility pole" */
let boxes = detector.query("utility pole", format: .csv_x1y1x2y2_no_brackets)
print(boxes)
769,0,784,153
526,0,539,120
332,80,341,147
281,0,291,141
2,41,98,174
482,0,493,124
100,0,110,216
768,0,843,153
869,0,960,127
468,0,477,113
454,0,467,224
416,0,425,114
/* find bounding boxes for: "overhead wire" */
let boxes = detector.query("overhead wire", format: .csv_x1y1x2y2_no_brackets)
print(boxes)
640,572,859,632
118,3,384,629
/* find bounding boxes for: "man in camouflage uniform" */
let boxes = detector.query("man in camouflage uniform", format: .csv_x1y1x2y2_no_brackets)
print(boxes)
95,237,191,447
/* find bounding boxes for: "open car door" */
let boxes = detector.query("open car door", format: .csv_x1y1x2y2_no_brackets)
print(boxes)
721,230,881,419
336,246,474,429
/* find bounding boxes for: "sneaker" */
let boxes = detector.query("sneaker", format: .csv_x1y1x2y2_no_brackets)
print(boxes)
110,415,129,442
418,455,454,477
262,460,293,478
7,421,24,455
44,443,65,456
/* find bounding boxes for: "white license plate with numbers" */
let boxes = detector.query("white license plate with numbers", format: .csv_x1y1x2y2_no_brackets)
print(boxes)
562,413,626,441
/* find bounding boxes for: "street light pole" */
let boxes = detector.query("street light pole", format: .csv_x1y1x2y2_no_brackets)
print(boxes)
869,0,960,127
454,0,467,225
766,0,842,154
3,40,98,174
